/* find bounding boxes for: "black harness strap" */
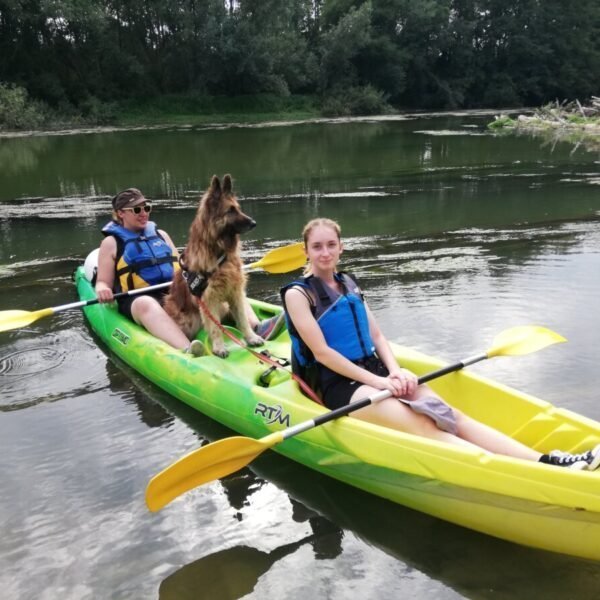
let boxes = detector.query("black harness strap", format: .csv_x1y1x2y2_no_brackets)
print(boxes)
179,251,227,298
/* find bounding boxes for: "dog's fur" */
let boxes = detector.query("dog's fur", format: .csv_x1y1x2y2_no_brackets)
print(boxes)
163,174,263,357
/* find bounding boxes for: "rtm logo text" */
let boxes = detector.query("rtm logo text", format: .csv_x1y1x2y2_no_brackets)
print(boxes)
254,403,290,427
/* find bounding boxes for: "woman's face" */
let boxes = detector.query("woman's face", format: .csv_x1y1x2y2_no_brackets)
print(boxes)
117,203,151,231
305,224,343,272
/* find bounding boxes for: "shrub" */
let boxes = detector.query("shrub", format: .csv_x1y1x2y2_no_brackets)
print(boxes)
0,83,49,129
487,115,517,130
321,85,390,117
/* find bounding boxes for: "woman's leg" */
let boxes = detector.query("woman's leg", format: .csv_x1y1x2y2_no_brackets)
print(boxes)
408,384,542,459
349,384,480,450
453,411,541,460
131,296,190,350
350,384,542,461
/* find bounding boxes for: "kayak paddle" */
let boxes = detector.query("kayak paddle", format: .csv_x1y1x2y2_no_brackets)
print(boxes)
145,325,566,511
0,242,305,333
245,242,305,274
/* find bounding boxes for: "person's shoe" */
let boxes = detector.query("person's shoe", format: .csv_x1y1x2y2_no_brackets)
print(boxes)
185,339,207,357
545,445,600,471
255,313,286,341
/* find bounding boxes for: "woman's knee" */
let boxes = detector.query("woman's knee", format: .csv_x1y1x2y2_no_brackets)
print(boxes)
357,397,439,435
131,296,163,321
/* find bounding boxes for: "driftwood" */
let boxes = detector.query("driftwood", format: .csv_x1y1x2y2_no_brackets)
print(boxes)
489,99,600,153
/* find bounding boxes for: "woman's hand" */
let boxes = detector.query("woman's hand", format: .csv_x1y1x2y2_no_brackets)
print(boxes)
95,284,114,303
372,368,418,398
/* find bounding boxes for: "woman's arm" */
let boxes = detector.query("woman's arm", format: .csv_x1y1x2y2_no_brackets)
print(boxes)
366,303,418,395
158,229,179,256
285,288,403,395
95,236,117,303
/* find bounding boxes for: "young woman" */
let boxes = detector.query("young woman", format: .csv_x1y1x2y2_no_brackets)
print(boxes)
281,218,600,471
96,188,282,355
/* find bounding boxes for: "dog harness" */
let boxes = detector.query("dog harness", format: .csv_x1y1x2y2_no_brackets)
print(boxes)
178,250,227,298
102,221,178,292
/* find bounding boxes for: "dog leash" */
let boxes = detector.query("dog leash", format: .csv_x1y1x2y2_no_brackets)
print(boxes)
195,296,324,406
179,254,324,405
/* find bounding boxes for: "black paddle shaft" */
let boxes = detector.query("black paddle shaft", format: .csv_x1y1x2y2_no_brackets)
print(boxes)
85,281,172,308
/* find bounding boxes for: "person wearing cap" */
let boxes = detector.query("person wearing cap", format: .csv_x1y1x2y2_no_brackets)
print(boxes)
95,188,206,355
95,188,284,356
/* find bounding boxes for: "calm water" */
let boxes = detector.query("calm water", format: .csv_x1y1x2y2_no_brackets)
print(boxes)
1,114,600,599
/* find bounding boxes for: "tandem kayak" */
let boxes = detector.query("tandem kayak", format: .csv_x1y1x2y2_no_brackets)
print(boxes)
74,265,600,561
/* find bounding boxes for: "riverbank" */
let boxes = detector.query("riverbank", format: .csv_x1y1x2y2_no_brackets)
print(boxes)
2,84,524,138
0,105,516,139
488,99,600,152
0,89,324,135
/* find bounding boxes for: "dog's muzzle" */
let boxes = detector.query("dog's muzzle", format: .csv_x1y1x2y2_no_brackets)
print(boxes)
234,218,257,235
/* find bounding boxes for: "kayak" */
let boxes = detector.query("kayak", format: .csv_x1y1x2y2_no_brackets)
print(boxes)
74,265,600,561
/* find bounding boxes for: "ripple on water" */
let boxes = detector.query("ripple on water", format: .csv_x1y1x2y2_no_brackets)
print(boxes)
0,328,108,411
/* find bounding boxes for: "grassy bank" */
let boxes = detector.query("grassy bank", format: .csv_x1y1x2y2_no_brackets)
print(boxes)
114,94,321,126
0,84,395,132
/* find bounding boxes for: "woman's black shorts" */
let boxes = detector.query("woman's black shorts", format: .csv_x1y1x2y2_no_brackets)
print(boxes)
320,355,389,410
117,289,168,321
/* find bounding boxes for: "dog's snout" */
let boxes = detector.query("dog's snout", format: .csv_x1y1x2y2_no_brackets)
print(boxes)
235,216,256,234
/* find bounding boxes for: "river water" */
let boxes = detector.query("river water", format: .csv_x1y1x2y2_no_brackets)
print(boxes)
1,114,600,599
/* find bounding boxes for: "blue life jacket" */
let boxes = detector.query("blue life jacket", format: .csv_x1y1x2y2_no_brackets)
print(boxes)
102,220,178,292
281,272,375,379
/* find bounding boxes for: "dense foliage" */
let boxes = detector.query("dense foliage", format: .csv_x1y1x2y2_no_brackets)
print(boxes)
1,0,599,125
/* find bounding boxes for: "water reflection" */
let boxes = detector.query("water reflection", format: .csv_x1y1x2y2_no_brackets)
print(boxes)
0,327,105,412
158,494,342,600
159,519,340,600
98,351,179,431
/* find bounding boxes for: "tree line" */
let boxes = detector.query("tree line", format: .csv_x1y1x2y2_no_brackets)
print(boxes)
1,0,599,125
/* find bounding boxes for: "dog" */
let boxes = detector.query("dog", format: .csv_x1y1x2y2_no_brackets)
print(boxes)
163,174,264,357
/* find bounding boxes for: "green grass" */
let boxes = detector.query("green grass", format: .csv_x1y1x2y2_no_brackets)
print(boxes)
114,94,321,126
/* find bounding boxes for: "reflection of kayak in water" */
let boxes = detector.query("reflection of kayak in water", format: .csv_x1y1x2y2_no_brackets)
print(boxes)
75,264,600,561
159,536,315,600
159,508,341,600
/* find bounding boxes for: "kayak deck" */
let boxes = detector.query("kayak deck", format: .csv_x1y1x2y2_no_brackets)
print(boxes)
74,267,600,560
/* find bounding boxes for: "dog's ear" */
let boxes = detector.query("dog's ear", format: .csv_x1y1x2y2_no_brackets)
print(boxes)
210,175,221,199
222,174,232,194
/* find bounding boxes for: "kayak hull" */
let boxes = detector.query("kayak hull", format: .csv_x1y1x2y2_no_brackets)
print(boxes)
75,267,600,561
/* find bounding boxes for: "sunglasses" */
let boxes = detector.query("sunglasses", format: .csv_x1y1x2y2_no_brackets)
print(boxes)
122,204,152,215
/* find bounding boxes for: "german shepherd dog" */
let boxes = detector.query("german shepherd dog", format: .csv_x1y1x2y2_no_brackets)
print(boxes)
163,174,264,357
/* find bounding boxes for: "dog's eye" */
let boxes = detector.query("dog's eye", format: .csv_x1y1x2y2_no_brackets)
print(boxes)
228,207,237,214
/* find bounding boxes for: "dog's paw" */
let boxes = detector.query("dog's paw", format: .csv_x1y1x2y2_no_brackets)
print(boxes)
212,347,230,359
245,333,264,347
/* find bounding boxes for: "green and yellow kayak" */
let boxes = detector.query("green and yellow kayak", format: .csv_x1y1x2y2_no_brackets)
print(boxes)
74,266,600,561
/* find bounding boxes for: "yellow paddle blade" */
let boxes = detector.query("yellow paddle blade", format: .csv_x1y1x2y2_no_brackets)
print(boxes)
0,308,55,333
487,325,566,358
146,432,284,512
247,242,305,274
